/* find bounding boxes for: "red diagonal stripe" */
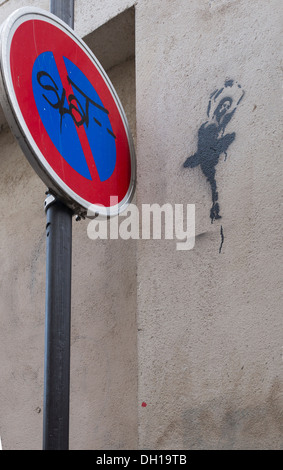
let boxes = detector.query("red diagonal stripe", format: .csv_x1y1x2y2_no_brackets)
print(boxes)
54,53,100,183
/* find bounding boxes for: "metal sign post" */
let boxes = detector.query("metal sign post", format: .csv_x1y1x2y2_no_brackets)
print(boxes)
50,0,74,26
42,1,75,451
43,196,72,450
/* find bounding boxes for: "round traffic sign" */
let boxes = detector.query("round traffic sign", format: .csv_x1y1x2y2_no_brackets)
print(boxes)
0,7,136,217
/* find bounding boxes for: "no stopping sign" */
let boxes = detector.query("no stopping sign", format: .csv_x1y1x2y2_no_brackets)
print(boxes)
0,7,136,217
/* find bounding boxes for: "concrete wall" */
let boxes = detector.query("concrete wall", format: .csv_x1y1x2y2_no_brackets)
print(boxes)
135,0,283,450
0,0,282,450
0,1,137,450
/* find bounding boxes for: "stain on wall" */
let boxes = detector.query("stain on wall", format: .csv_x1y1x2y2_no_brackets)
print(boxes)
184,80,245,223
182,378,283,450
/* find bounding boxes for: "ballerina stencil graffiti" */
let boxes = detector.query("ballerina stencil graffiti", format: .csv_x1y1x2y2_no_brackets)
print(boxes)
184,80,245,222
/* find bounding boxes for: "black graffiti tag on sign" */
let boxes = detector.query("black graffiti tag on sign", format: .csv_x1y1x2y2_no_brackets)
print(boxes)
184,79,245,223
36,70,111,134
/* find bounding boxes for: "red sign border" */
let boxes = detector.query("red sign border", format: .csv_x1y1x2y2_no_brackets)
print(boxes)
0,7,136,217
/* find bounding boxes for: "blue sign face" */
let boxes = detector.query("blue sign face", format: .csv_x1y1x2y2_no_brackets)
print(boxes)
32,51,117,182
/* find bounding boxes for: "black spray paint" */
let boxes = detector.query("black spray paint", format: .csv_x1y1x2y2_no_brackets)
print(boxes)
184,80,245,223
219,225,224,254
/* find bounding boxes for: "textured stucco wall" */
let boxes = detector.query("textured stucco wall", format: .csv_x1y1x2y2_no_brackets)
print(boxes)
135,0,283,450
0,0,282,451
0,1,137,450
75,0,135,37
0,127,46,449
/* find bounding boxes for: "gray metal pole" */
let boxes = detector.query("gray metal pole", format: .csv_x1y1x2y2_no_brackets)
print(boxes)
42,1,75,451
43,197,73,450
50,0,75,28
